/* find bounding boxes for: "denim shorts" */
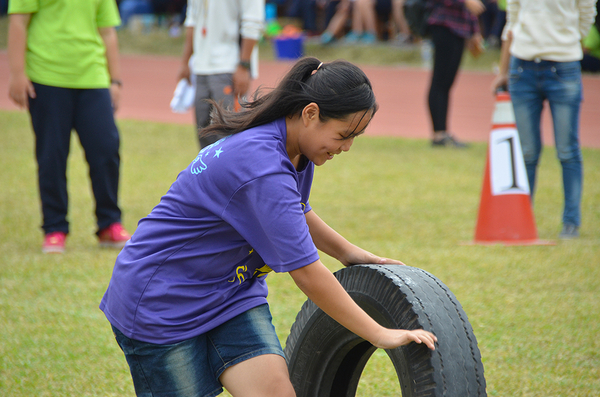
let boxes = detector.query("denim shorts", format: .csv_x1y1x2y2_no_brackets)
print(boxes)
112,304,284,397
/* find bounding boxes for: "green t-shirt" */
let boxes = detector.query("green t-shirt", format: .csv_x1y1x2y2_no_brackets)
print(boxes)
583,25,600,60
9,0,121,89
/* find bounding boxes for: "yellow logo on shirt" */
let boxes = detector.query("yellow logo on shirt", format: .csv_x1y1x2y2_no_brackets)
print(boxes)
253,264,273,278
227,249,273,284
235,265,247,284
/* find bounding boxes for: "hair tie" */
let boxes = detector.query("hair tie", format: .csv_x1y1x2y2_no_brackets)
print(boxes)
311,62,324,76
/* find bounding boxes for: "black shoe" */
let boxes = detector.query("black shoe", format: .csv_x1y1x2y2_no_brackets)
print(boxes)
559,224,579,239
432,133,469,148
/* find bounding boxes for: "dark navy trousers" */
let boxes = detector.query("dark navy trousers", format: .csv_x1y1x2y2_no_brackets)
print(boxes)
28,83,122,235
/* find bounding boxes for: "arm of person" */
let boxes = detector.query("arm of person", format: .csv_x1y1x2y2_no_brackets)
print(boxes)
578,0,597,39
98,26,122,112
465,0,486,16
289,260,437,350
305,209,405,267
234,0,264,98
178,26,194,84
491,30,512,94
7,13,35,109
233,37,257,98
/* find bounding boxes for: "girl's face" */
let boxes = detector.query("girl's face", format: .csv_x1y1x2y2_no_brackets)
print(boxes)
299,105,374,166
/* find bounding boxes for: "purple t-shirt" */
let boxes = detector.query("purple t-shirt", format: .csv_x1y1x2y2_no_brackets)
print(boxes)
100,118,319,344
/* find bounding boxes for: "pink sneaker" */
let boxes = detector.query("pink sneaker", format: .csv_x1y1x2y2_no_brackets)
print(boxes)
43,231,66,254
98,222,131,248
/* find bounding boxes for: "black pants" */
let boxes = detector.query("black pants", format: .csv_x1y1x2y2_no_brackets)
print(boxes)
28,83,122,235
581,54,600,73
428,25,466,133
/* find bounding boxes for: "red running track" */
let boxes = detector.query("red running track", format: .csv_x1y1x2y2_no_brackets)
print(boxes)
1,52,599,148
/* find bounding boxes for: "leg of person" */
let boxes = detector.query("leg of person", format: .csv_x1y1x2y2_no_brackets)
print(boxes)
219,355,294,397
210,304,295,397
391,0,411,38
28,84,75,240
111,325,223,397
194,75,212,148
207,73,234,110
428,25,466,147
488,9,506,48
345,0,364,41
199,73,234,148
323,0,351,41
298,0,319,33
544,60,583,236
353,0,378,41
372,0,392,41
325,0,342,26
478,1,496,40
508,57,545,199
73,88,124,234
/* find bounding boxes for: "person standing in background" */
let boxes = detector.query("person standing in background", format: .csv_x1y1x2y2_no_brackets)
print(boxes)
582,24,600,72
426,0,485,148
391,0,414,45
491,0,597,239
581,1,600,73
177,0,265,148
344,0,392,44
7,0,131,253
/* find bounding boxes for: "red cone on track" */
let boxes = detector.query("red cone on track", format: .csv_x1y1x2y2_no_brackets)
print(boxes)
473,92,554,245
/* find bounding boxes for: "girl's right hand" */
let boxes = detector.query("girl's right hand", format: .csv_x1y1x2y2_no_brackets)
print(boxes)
373,328,438,350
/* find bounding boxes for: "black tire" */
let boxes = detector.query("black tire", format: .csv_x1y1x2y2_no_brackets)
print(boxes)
284,264,486,397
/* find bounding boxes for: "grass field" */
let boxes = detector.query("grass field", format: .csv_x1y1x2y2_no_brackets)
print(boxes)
1,110,599,396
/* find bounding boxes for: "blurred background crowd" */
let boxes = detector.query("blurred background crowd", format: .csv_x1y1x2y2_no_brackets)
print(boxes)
2,0,597,71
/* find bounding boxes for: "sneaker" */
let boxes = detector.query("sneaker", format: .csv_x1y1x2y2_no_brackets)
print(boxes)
320,31,336,45
393,33,414,47
360,32,377,44
559,224,579,239
343,31,362,44
432,133,469,148
43,231,66,254
98,222,131,248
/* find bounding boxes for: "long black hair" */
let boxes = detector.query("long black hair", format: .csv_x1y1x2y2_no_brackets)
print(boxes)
200,57,378,142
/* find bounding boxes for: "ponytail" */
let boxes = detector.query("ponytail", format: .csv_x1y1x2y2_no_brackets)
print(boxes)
200,57,377,141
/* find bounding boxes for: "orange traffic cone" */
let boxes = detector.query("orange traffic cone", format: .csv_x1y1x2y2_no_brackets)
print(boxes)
472,91,554,245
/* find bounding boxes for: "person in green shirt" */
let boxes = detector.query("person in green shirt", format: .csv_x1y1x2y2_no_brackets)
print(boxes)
582,24,600,72
7,0,131,253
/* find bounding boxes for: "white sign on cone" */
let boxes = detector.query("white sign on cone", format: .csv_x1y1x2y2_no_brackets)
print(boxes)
489,127,530,196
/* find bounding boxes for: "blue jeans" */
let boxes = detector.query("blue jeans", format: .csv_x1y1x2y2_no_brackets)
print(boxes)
111,304,284,397
508,57,583,227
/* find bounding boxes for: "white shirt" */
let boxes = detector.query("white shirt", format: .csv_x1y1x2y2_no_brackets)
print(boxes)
502,0,597,62
185,0,265,77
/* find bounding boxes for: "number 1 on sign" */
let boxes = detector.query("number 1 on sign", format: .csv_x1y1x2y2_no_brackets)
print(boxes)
489,128,530,196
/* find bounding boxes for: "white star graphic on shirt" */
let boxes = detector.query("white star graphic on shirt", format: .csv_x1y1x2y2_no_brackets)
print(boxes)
214,148,223,158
